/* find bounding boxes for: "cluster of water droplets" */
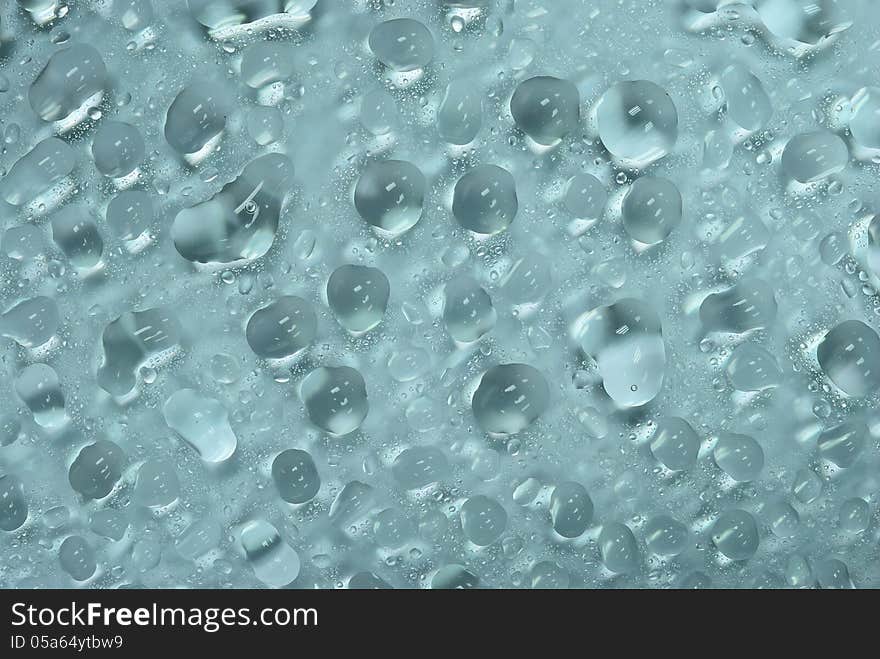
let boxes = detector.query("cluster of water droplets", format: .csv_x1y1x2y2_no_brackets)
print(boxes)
1,0,880,589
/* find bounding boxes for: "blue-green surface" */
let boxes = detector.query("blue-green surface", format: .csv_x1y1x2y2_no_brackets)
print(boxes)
1,0,879,589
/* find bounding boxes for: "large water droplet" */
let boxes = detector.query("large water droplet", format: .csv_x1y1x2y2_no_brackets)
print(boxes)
392,446,449,489
510,76,580,145
781,131,848,183
699,280,777,333
51,205,104,268
92,121,144,178
725,343,781,391
650,416,700,471
69,440,125,499
713,432,764,481
472,363,549,435
240,519,300,587
720,63,772,132
0,475,27,532
817,420,865,468
271,449,320,504
301,366,369,436
596,80,678,166
452,164,518,235
550,481,593,538
460,495,506,546
438,79,482,145
369,18,434,72
354,160,425,236
59,536,96,581
0,137,76,206
164,81,230,155
599,522,640,573
0,296,59,348
443,276,496,343
28,44,106,122
246,296,316,358
621,176,682,245
817,320,880,396
327,265,390,333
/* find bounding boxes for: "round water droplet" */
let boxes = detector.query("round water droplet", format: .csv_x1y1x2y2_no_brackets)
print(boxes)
850,87,880,150
240,519,300,587
725,343,781,391
301,366,369,436
272,449,320,504
438,79,482,145
472,363,549,435
354,160,425,236
711,509,759,561
564,173,606,222
369,18,434,72
621,176,682,245
580,298,666,407
15,363,65,428
460,495,507,546
452,164,517,235
781,131,849,183
106,189,153,240
510,76,580,145
327,264,390,333
645,515,688,557
392,446,449,489
246,296,316,359
374,508,414,548
817,320,880,396
596,80,678,166
134,459,180,508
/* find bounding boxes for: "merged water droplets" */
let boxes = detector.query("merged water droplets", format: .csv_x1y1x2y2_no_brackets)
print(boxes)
172,153,293,263
163,389,238,462
579,299,666,407
97,308,181,396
